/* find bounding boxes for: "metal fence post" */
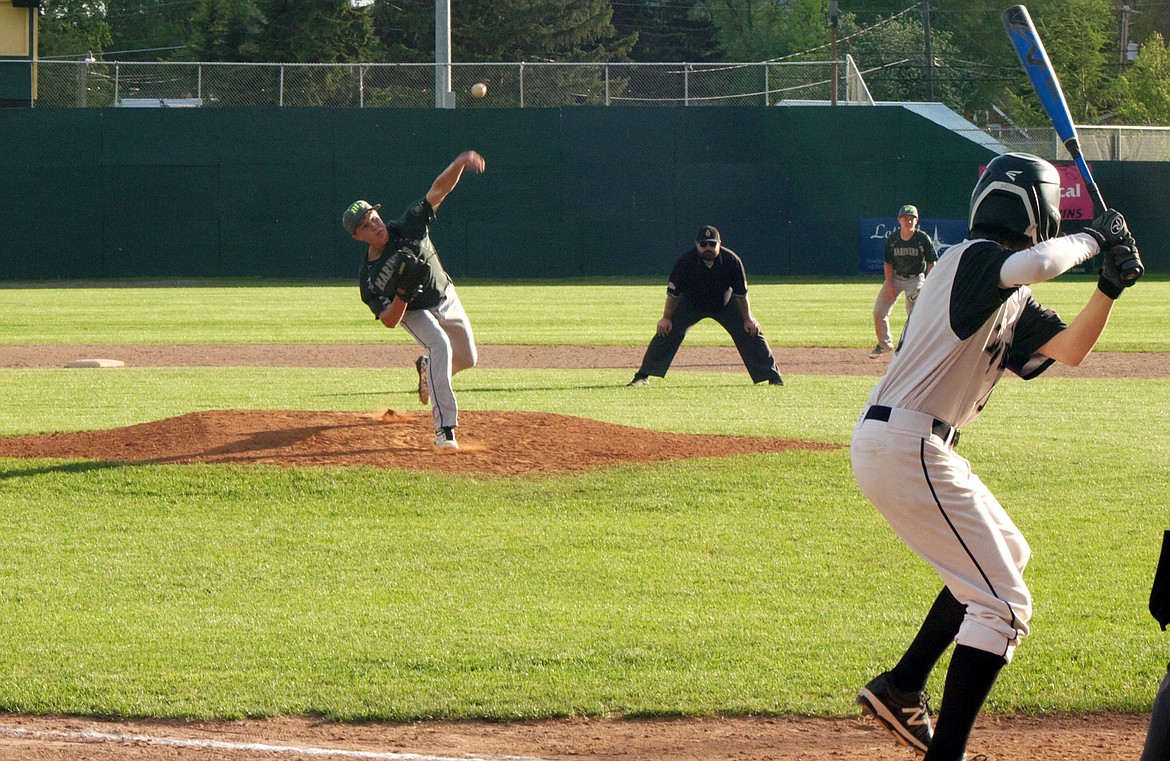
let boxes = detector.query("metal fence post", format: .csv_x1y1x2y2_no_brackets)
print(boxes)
684,63,690,106
764,63,769,106
519,61,524,108
197,64,202,100
279,64,284,107
114,63,120,105
605,63,609,106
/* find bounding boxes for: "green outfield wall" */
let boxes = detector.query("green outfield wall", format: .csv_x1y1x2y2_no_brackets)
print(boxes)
0,106,1165,280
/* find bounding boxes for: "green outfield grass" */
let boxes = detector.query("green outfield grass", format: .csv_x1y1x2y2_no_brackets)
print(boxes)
2,276,1167,351
0,280,1166,722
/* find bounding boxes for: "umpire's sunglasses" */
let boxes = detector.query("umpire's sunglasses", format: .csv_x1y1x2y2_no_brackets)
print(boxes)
697,240,719,248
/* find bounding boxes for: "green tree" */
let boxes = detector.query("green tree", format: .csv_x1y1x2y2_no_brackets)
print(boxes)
372,0,633,63
610,0,722,62
188,0,264,62
1025,0,1113,123
697,0,789,60
38,0,112,59
105,0,196,59
257,0,374,63
838,11,976,113
1132,0,1170,46
1116,31,1170,125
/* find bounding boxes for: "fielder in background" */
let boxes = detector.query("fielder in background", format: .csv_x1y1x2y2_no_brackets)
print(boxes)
627,225,784,387
851,153,1142,761
343,150,486,450
870,204,938,358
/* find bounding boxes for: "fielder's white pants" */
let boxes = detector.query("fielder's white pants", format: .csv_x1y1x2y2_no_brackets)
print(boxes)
401,282,477,432
872,274,925,350
851,405,1032,662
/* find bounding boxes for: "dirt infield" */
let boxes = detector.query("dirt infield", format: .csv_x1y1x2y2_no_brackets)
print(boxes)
0,344,1163,759
0,711,1152,760
1,343,1166,378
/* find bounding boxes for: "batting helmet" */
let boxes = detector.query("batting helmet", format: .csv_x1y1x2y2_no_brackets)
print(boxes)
968,152,1061,246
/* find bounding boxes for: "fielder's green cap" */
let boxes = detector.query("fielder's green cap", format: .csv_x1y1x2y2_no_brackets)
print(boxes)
898,204,919,219
342,199,380,235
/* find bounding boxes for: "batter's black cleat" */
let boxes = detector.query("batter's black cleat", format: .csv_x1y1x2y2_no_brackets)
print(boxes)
415,355,430,405
627,374,649,387
856,672,933,756
768,377,784,386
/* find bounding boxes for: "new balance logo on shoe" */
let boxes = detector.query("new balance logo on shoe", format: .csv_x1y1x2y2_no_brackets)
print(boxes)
856,672,933,755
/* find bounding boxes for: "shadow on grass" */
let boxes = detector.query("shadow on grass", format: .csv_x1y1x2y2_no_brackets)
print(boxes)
0,459,130,480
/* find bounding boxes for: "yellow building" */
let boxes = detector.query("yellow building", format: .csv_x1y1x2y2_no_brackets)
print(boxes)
0,0,38,106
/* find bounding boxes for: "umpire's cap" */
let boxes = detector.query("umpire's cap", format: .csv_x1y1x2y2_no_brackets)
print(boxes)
343,199,381,235
696,225,720,243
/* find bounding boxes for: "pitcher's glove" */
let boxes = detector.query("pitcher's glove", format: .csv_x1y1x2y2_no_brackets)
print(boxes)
390,250,428,304
1098,241,1144,299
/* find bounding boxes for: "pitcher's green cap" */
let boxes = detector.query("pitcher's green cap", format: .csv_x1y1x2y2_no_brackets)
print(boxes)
898,204,919,219
343,200,380,235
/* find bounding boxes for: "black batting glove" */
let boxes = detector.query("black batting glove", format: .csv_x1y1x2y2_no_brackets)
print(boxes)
1084,209,1130,251
1098,241,1144,299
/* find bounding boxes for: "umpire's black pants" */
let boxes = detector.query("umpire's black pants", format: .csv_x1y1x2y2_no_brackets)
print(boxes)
636,296,783,384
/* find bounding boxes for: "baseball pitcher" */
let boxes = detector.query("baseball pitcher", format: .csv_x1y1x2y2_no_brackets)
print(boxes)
344,150,485,450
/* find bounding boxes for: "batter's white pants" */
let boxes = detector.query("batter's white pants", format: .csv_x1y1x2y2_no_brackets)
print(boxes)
872,274,925,350
851,405,1032,662
401,282,477,432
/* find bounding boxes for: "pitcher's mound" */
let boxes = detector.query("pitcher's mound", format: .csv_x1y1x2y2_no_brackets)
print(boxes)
0,409,838,476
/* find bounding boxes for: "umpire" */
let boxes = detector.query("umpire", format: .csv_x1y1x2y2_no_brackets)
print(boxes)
628,225,784,387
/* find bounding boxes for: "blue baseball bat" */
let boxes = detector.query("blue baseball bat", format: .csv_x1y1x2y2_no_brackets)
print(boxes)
1001,5,1106,216
1002,5,1144,282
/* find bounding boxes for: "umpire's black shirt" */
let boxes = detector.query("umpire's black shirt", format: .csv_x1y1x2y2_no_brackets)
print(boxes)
667,247,750,313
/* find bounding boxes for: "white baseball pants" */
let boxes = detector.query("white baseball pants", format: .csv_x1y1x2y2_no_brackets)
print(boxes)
851,405,1032,662
401,282,477,432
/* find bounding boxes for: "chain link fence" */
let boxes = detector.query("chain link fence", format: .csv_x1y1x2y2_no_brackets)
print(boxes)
979,125,1170,162
12,58,1169,160
17,57,877,109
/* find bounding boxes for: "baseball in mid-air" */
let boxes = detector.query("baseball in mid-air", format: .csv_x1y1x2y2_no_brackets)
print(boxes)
471,82,488,98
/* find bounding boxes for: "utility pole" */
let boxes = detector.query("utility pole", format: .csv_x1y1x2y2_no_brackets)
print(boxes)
1117,5,1137,74
923,0,934,101
829,0,839,106
435,0,455,109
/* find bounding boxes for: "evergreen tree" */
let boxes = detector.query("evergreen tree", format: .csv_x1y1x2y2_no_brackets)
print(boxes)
610,0,721,62
188,0,265,62
257,0,374,63
371,0,633,63
105,0,196,59
696,0,788,60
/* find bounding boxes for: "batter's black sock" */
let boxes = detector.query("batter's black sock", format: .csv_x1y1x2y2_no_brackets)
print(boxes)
922,644,1006,761
889,587,966,693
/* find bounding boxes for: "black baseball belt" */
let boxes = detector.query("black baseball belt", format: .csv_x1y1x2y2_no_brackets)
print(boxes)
863,404,960,448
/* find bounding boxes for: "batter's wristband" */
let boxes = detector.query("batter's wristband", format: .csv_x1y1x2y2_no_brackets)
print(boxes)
1097,274,1123,300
